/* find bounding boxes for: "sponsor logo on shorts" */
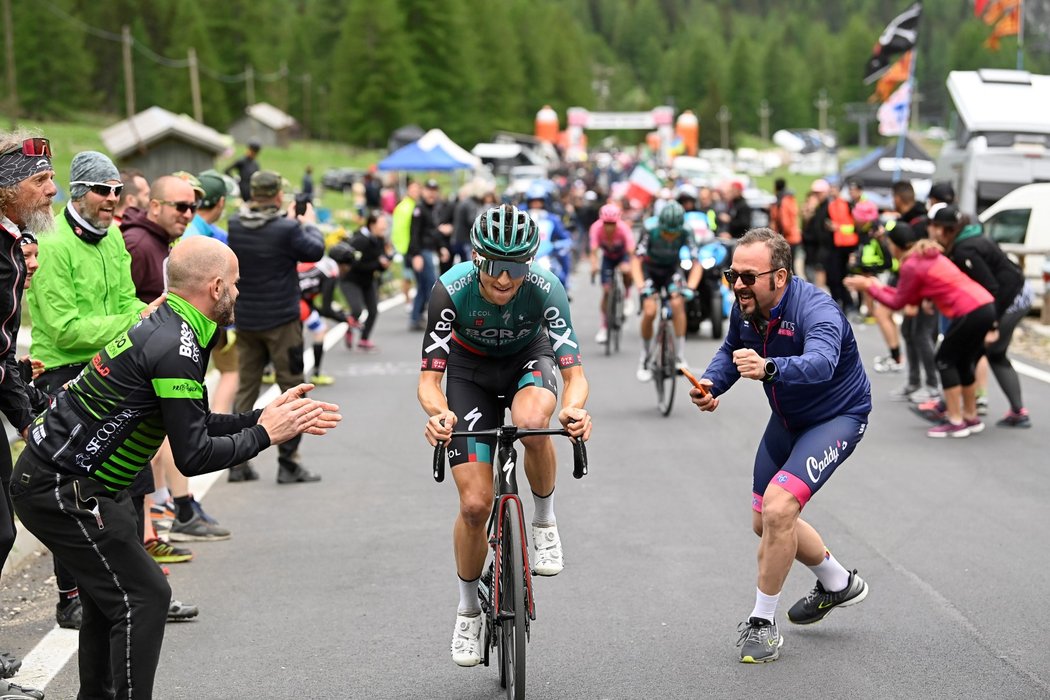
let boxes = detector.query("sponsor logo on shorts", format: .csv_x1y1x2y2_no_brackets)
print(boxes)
806,442,843,484
777,474,789,484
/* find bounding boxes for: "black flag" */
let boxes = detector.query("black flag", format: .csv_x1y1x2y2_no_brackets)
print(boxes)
863,3,922,84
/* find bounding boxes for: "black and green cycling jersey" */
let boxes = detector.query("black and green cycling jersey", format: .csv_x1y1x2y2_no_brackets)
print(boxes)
25,293,270,491
635,217,697,269
421,261,582,371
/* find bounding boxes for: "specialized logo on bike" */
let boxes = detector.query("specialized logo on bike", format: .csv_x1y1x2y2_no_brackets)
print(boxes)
806,440,846,483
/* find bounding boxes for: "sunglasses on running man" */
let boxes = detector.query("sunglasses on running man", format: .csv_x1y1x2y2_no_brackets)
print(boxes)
475,256,532,279
723,268,780,286
154,199,198,214
0,137,52,159
72,181,124,198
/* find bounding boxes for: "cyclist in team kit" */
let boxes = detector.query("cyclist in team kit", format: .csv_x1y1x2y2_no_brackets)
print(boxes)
588,203,635,344
633,201,703,380
689,228,871,663
417,204,592,668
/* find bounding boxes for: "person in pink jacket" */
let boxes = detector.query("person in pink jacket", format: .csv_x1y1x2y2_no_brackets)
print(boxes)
845,221,996,438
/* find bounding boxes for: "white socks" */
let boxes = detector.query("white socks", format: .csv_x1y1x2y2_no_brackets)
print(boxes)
532,490,556,526
808,549,850,592
750,588,780,622
458,576,480,615
676,334,686,360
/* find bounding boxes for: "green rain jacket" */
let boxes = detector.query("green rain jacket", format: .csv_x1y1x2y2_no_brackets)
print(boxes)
28,205,146,369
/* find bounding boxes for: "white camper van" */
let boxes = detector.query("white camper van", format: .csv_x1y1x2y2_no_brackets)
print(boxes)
935,69,1050,214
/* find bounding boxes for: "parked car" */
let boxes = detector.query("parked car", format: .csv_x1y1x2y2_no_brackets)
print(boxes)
321,167,366,193
980,182,1050,309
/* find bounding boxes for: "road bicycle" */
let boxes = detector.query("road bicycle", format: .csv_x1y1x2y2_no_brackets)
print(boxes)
602,268,627,356
647,285,681,416
433,424,588,700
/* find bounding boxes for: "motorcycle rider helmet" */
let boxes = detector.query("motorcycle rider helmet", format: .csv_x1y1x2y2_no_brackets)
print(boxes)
599,204,621,223
658,201,686,231
471,204,539,261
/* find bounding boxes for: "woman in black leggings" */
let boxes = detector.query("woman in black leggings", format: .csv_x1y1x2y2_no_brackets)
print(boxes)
930,206,1031,427
340,211,392,351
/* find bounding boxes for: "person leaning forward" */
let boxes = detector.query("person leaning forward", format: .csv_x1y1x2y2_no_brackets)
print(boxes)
10,236,341,700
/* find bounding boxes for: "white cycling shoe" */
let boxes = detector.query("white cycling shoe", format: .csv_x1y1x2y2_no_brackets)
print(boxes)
636,359,653,382
531,523,564,576
450,612,483,667
595,327,608,344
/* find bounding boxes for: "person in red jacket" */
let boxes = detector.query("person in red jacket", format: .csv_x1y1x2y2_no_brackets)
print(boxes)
845,222,996,438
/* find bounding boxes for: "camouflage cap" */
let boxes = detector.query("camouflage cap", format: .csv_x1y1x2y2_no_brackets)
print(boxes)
250,170,283,199
172,170,206,197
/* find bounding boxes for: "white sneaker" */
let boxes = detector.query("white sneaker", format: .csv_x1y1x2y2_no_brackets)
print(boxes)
872,355,904,373
450,612,483,667
908,386,941,404
531,523,564,576
595,327,608,344
636,359,652,382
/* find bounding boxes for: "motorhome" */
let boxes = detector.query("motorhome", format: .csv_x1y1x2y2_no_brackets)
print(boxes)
935,69,1050,213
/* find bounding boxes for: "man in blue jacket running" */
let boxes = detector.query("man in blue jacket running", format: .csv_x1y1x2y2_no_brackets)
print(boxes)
690,228,872,663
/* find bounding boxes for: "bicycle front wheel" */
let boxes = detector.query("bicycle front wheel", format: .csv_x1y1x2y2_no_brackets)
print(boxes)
656,322,676,416
497,504,527,699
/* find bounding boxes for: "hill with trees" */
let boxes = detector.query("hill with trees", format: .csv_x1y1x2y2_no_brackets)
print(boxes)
5,0,1049,148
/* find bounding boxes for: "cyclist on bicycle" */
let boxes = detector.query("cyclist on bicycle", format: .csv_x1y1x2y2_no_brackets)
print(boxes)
633,201,702,381
418,204,593,668
525,184,574,296
589,203,635,344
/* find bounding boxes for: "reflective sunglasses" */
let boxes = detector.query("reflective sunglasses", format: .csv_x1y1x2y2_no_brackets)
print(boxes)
72,181,124,198
723,268,780,286
155,199,198,214
475,256,531,279
0,137,52,158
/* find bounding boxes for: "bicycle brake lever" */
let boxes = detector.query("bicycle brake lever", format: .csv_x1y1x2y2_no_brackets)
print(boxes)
572,439,588,479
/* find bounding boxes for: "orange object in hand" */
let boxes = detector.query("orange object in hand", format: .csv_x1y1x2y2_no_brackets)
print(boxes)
679,367,708,396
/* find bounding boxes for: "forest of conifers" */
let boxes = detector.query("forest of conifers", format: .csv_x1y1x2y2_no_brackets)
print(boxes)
6,0,1050,147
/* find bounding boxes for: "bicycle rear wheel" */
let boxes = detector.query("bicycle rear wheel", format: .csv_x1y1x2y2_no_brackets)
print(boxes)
497,504,527,699
609,280,624,354
656,321,676,416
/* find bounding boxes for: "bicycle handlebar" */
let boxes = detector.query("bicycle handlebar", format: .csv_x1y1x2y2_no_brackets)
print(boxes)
432,426,588,483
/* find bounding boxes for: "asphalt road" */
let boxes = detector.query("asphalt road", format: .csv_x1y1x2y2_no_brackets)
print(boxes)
3,272,1050,699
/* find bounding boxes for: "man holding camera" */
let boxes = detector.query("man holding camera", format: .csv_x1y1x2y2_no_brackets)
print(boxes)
227,170,326,483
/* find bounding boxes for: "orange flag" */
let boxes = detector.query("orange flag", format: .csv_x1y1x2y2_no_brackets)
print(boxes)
985,5,1020,50
983,0,1018,24
871,50,912,103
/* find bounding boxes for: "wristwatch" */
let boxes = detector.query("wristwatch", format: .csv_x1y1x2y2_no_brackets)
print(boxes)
763,359,778,383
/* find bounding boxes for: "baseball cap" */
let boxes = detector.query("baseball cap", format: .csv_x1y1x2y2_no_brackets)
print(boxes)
172,171,206,198
250,170,283,199
424,178,440,189
885,219,918,249
930,204,962,226
928,181,956,204
197,174,228,209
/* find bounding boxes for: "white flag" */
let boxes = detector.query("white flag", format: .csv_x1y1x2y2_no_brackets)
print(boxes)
878,81,912,136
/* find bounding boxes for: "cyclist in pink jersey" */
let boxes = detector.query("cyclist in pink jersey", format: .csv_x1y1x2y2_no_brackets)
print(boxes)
588,204,635,344
845,221,995,438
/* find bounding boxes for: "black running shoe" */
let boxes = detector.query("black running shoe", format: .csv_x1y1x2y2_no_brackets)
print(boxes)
737,617,783,663
55,598,82,630
787,569,869,625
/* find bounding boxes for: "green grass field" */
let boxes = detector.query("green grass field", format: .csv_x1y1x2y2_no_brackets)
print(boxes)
14,115,384,227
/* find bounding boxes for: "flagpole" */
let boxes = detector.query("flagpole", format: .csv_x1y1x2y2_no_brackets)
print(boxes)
1017,0,1025,70
892,43,918,183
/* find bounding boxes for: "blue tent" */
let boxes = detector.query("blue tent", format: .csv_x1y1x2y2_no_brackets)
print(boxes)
377,128,480,172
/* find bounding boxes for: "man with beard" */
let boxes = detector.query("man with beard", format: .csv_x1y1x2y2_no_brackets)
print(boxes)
27,151,167,629
0,132,54,700
689,228,872,664
12,236,341,700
